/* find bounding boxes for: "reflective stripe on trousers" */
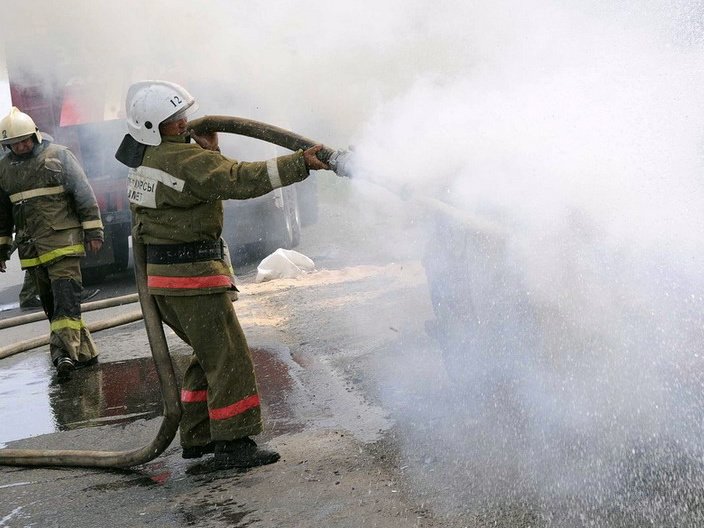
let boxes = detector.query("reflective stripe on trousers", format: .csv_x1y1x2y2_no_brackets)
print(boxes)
181,389,260,420
20,244,84,268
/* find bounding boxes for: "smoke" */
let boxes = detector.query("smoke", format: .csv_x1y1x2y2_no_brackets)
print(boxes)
5,0,704,523
348,0,704,524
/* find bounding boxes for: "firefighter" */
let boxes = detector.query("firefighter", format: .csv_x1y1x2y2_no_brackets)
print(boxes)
0,149,41,309
117,80,329,468
0,107,103,377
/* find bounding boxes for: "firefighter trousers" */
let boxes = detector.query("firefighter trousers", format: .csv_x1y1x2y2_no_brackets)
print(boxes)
29,256,99,366
19,270,39,306
154,292,263,448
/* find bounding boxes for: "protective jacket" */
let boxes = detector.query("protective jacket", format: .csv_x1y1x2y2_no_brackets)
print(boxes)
127,135,309,295
0,139,104,268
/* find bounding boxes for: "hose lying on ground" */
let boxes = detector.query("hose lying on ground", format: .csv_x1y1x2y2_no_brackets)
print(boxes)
0,293,140,331
0,242,181,468
0,310,143,360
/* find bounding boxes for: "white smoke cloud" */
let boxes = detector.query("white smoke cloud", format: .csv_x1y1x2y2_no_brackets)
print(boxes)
348,0,704,522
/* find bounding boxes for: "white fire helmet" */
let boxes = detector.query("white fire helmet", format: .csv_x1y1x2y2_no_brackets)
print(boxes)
0,107,43,146
125,80,199,146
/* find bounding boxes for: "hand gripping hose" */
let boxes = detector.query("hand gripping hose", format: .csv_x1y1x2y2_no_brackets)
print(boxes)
187,115,352,177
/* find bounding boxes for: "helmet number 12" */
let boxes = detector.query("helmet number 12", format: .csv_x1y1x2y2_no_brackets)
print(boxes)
170,96,183,107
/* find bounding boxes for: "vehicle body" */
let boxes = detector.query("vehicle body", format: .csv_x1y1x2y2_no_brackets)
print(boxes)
224,185,300,262
223,174,319,264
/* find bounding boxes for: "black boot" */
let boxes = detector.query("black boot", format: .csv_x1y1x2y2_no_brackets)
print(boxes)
75,356,99,369
213,438,280,468
20,296,42,310
182,442,215,459
55,357,75,379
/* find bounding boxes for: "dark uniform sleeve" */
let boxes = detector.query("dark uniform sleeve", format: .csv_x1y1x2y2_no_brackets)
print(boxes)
61,149,104,241
0,186,13,261
176,147,310,202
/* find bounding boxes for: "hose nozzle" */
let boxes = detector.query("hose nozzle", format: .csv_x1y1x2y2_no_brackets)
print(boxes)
326,149,353,178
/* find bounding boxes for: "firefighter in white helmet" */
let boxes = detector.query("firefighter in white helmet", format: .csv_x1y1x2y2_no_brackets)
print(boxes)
116,80,329,468
0,107,103,378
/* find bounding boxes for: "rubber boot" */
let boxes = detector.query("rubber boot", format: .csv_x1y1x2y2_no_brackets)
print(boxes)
182,442,215,459
55,356,75,379
213,438,280,468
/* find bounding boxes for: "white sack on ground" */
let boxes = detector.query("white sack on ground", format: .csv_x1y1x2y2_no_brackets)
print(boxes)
255,248,315,283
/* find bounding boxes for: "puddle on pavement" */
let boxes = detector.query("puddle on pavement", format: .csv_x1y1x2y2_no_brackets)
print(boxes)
0,346,303,446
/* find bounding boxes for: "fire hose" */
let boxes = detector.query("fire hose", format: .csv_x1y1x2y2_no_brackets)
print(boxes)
188,117,502,233
0,293,139,331
186,115,352,176
0,294,143,360
0,116,350,469
0,115,497,468
0,241,181,468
